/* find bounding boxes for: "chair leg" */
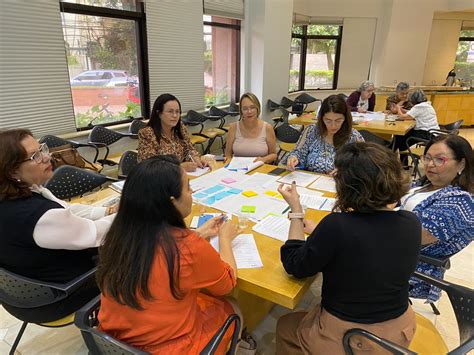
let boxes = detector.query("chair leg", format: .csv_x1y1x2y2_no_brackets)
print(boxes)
10,321,28,355
430,302,441,315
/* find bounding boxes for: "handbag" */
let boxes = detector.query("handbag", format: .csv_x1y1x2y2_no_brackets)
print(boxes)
49,144,99,171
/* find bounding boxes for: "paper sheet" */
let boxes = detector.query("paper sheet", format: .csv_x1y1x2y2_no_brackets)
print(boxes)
110,180,125,193
252,215,290,242
299,194,328,210
187,166,210,177
226,157,264,172
308,175,337,193
277,171,319,187
210,234,263,269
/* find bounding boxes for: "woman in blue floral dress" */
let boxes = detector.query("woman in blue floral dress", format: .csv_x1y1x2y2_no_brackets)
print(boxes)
286,95,364,174
400,134,473,302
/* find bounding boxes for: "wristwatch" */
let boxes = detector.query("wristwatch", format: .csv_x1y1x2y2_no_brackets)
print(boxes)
288,211,305,219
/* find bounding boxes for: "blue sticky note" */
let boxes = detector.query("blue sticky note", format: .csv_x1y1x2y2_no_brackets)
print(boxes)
193,192,208,199
228,188,243,194
214,191,232,201
197,214,213,227
205,196,216,205
203,185,225,194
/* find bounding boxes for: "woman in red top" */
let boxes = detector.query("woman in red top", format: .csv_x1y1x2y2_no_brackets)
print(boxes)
97,155,241,354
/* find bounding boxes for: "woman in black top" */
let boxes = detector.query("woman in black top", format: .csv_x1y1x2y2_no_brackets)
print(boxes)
276,142,421,354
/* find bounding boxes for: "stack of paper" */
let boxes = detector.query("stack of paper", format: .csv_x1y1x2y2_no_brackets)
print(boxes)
252,215,290,242
187,166,210,177
226,157,264,173
308,176,337,193
210,234,263,269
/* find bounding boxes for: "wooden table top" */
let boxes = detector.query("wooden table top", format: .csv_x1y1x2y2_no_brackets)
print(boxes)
72,164,332,309
289,112,415,136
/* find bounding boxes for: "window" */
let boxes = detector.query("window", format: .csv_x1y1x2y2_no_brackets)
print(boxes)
60,1,147,130
289,24,342,92
454,29,474,87
203,15,240,107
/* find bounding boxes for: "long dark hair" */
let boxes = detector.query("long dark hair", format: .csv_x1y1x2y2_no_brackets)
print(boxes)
148,94,184,143
422,134,473,193
333,142,410,213
317,94,353,148
0,128,34,201
97,155,186,309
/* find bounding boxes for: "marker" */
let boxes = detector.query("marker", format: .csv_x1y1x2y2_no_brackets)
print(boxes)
188,154,197,164
282,205,291,214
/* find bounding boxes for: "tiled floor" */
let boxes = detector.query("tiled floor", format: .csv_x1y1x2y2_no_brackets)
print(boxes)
1,128,472,354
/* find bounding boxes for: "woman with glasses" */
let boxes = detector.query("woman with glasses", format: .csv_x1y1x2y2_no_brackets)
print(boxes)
138,93,208,172
0,128,117,323
347,80,376,113
400,134,473,303
286,94,364,174
386,82,413,114
224,92,277,163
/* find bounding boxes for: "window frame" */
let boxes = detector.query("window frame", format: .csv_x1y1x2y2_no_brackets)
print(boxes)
203,17,241,105
60,1,149,131
289,24,343,93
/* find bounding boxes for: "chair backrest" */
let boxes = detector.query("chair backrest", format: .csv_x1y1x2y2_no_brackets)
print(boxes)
414,271,474,344
89,126,127,146
443,119,464,133
45,165,111,200
39,135,77,149
358,130,391,147
129,119,147,135
280,96,294,108
209,106,227,118
0,268,67,308
227,103,240,116
183,110,207,125
343,328,416,355
275,123,302,143
75,296,149,355
118,151,138,179
295,93,317,104
267,99,282,112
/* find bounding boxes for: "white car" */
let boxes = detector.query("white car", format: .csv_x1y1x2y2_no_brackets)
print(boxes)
70,70,130,87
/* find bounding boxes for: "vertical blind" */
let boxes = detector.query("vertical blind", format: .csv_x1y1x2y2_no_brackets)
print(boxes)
203,0,244,20
0,1,76,137
146,1,205,112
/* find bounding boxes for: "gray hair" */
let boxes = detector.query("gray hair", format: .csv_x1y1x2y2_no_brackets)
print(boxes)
358,80,374,92
396,82,410,92
409,89,427,105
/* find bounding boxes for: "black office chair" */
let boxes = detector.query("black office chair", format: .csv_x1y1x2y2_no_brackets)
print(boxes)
0,267,97,355
128,119,147,137
274,111,302,162
88,126,135,165
45,165,117,200
118,151,138,179
183,110,223,154
280,96,294,109
405,136,429,179
39,135,100,166
294,93,319,114
429,119,463,137
75,295,241,355
358,130,392,147
226,103,240,117
343,271,474,355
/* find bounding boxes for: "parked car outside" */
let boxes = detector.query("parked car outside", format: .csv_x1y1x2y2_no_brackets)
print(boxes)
70,70,130,87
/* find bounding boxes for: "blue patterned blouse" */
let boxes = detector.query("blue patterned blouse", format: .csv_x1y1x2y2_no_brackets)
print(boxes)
405,186,474,302
286,125,364,174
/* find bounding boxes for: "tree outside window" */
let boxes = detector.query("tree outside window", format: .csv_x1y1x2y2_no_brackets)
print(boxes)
454,30,474,87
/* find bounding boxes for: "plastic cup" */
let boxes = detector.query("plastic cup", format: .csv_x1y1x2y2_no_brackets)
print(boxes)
238,213,249,230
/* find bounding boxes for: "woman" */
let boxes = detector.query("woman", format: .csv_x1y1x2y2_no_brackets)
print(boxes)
386,82,413,114
393,89,440,165
276,142,421,354
347,80,376,113
225,92,277,163
0,128,117,323
286,94,364,174
97,155,242,354
400,134,473,302
138,93,208,172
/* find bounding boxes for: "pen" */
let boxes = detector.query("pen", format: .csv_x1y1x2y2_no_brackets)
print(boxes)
282,205,291,214
188,154,196,163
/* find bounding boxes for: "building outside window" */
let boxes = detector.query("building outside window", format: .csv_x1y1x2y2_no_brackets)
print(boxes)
454,29,474,87
203,15,240,107
289,24,342,92
61,0,146,130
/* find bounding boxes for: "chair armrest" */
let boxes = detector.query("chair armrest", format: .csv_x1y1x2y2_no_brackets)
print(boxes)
200,314,240,355
419,254,451,269
413,271,450,290
53,267,97,295
74,294,101,329
343,328,416,355
448,336,474,355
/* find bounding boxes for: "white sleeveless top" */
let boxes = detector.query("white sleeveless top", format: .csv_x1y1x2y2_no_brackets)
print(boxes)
232,122,269,157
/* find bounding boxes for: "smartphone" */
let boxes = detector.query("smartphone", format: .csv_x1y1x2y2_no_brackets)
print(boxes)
267,167,286,176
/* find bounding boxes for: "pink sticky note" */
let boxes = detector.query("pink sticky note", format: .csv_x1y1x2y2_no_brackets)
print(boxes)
222,178,237,184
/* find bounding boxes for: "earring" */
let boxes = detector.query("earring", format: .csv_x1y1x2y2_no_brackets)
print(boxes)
16,178,21,182
457,171,462,176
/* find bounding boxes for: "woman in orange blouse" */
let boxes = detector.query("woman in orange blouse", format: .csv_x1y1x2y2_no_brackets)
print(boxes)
97,155,242,354
138,94,207,172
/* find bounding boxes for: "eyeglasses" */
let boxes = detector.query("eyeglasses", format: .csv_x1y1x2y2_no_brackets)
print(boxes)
421,154,452,167
22,143,49,164
164,110,181,116
323,118,345,126
242,106,257,112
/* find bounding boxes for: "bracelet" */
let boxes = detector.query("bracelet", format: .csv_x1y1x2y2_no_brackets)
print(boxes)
288,211,305,219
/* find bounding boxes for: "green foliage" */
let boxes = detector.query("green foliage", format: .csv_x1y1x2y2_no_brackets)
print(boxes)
289,69,334,91
204,50,213,74
456,41,470,62
307,25,339,36
67,55,79,65
205,89,229,107
292,25,303,35
290,69,333,79
454,61,474,83
75,101,141,128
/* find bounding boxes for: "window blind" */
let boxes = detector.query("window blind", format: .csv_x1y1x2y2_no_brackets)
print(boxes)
203,0,244,20
146,1,205,112
0,1,76,137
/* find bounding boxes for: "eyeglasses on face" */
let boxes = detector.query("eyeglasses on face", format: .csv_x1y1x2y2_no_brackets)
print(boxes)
323,118,345,126
421,154,452,167
22,143,49,164
164,110,181,116
242,106,257,112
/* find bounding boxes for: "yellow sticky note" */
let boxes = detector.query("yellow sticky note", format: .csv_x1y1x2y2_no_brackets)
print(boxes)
242,190,258,197
264,191,278,197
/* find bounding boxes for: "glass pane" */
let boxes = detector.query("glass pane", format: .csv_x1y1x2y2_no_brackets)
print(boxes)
304,39,336,89
289,38,301,92
460,29,474,37
292,25,303,35
62,13,141,128
454,40,474,87
307,25,340,36
203,16,240,107
61,0,137,11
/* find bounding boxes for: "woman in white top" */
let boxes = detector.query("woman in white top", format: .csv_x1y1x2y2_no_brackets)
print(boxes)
225,92,277,164
0,128,117,323
393,89,440,166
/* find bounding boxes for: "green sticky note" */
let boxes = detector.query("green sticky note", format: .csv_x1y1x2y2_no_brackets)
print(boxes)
241,205,256,213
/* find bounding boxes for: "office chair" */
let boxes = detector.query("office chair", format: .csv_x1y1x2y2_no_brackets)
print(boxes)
358,130,392,147
0,267,97,355
88,126,135,165
129,119,147,137
118,150,138,179
343,271,474,355
294,93,319,115
404,136,429,179
226,103,240,117
75,295,241,355
274,111,302,162
45,165,117,200
183,110,223,154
